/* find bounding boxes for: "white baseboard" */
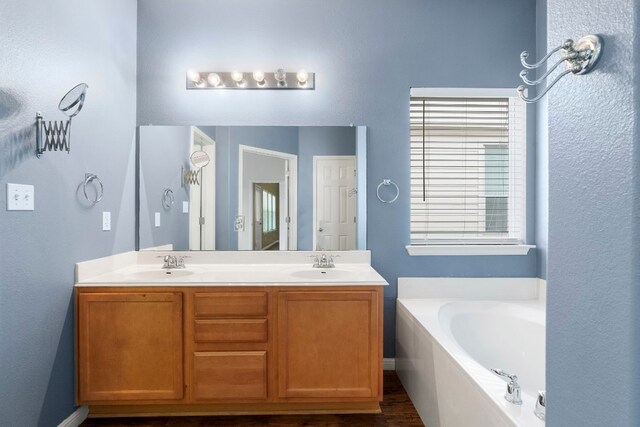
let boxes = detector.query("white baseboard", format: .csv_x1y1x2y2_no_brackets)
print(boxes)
383,358,396,370
58,406,88,427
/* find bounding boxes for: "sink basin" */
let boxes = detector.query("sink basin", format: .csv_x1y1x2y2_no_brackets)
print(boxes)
129,269,196,281
289,268,357,281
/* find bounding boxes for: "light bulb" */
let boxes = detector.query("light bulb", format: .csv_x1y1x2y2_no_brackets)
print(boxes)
187,69,202,84
253,70,265,84
207,73,221,87
274,68,287,86
296,70,309,85
231,71,244,83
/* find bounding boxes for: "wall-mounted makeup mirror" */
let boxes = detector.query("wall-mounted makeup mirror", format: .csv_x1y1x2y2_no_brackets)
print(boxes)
137,125,367,251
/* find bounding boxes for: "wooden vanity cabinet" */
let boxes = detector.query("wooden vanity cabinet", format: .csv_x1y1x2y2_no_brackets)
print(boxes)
277,290,381,400
76,291,183,402
188,290,271,402
76,285,383,416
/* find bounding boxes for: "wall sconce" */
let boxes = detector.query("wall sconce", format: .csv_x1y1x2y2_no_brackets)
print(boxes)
186,69,315,90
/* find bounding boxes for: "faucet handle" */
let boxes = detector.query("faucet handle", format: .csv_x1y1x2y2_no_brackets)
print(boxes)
491,368,523,405
534,391,546,420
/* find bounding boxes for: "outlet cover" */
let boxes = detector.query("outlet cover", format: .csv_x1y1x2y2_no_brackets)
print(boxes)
155,212,161,227
7,183,34,211
102,212,111,231
182,201,189,213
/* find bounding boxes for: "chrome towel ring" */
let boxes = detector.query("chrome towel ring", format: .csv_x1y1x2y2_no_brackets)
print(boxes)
377,179,399,204
162,188,175,209
83,173,103,206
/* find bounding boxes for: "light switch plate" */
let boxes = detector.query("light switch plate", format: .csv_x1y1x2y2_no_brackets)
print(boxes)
7,183,34,211
102,212,111,231
182,201,189,213
155,212,161,227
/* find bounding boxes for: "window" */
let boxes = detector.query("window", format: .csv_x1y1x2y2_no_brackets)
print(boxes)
409,88,527,249
262,189,277,233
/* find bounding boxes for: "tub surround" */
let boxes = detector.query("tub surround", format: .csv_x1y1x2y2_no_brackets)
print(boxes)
75,251,386,417
396,278,545,427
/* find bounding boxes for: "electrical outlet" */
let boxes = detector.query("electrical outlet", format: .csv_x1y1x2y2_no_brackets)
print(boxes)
7,183,34,211
182,201,189,213
102,212,111,231
155,212,161,227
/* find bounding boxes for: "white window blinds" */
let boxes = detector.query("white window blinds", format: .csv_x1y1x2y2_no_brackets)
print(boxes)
410,89,526,245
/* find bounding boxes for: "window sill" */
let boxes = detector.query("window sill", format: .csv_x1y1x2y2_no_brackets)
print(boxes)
405,244,535,256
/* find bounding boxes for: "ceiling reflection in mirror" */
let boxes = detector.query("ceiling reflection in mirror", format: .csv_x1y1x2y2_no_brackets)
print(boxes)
137,126,367,251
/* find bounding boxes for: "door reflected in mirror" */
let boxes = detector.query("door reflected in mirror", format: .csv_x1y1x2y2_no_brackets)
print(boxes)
137,126,367,251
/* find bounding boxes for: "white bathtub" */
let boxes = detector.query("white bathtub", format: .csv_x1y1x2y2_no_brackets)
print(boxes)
396,278,545,427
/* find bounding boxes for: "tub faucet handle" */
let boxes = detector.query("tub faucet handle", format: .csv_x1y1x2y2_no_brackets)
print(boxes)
490,368,523,405
534,390,546,420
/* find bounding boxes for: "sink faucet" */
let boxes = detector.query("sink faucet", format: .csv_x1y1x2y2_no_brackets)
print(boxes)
161,255,187,269
311,253,337,268
490,369,522,405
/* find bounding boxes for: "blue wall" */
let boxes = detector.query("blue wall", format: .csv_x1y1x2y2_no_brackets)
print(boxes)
137,0,538,356
546,0,640,425
0,0,137,425
139,126,191,250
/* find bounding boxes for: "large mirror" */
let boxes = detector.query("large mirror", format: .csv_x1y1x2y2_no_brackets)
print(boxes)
137,126,367,251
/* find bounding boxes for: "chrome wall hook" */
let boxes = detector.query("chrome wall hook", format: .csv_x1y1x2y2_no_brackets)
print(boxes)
517,35,603,103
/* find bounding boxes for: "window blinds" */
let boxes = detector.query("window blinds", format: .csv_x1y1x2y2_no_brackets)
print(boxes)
410,92,526,245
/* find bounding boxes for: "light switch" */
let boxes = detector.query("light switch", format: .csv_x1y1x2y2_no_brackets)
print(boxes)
182,201,189,213
155,212,161,227
102,212,111,231
7,183,34,211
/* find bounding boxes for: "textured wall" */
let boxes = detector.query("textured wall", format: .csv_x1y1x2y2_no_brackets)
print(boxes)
137,0,538,356
546,0,639,425
535,0,548,279
139,126,190,250
0,0,137,425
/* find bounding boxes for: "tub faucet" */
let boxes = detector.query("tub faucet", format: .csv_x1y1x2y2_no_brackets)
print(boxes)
490,369,523,405
534,391,546,420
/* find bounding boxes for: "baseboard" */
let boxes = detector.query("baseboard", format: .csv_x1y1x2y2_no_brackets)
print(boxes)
383,358,396,371
58,406,89,427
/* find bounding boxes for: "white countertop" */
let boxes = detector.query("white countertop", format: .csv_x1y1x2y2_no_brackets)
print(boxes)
75,251,388,287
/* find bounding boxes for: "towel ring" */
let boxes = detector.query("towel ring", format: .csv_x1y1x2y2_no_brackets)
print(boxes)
83,173,103,206
377,179,399,204
162,188,175,209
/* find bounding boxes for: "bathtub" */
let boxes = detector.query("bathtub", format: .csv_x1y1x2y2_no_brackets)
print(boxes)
396,278,545,427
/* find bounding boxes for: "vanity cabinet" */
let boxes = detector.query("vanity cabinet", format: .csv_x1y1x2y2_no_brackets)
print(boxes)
277,290,380,399
76,292,183,402
76,285,383,416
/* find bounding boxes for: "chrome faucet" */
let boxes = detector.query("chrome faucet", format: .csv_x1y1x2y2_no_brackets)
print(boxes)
161,254,187,269
490,369,522,405
311,253,337,268
534,391,546,420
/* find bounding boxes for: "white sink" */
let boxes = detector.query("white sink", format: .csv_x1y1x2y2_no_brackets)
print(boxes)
289,268,358,281
129,269,196,281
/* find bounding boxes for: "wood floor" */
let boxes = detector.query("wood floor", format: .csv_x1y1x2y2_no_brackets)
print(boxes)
81,371,423,426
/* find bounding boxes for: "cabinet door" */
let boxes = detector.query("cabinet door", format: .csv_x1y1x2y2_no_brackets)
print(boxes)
78,292,183,402
277,290,380,399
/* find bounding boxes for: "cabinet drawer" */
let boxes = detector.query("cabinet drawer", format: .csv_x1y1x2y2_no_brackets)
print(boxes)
194,292,267,317
194,319,268,343
193,351,267,400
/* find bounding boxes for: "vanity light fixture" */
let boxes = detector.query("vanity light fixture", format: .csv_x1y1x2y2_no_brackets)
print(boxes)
296,69,309,86
253,70,266,86
207,72,222,87
186,68,315,90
